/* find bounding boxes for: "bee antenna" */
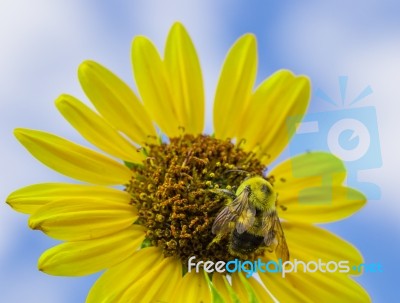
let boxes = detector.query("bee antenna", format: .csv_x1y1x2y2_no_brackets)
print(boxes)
224,169,248,175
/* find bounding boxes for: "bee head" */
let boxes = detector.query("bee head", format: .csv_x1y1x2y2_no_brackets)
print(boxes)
237,176,277,209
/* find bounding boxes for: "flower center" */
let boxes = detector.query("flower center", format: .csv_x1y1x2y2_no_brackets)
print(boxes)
127,134,265,265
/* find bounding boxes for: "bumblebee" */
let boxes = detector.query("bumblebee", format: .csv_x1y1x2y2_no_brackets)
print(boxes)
210,176,289,261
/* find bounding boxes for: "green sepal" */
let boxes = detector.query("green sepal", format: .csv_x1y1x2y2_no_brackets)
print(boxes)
222,275,241,303
124,160,143,170
204,272,225,303
238,273,259,303
140,238,152,249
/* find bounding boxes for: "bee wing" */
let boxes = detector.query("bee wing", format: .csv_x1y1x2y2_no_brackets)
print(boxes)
211,205,238,235
273,217,290,262
212,188,254,235
262,211,290,262
261,211,277,246
235,197,256,234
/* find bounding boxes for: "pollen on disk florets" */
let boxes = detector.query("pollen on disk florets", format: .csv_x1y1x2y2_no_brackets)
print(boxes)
126,134,264,264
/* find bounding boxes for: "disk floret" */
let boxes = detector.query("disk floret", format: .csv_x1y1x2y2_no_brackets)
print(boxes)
127,134,264,264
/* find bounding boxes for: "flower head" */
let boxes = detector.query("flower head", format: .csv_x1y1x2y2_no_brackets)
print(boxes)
7,22,370,302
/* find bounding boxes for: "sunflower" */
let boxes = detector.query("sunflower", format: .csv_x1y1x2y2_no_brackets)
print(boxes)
7,22,370,302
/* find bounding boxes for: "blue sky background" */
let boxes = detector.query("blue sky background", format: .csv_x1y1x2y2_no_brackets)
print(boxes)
1,0,399,302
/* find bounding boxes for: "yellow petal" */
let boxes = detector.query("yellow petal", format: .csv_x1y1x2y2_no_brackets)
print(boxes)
261,270,370,303
165,22,204,134
132,36,180,137
247,277,275,303
259,272,317,303
55,94,144,163
244,74,310,164
278,185,366,223
14,128,132,185
38,225,145,276
213,34,257,139
271,152,346,190
260,224,369,301
7,183,130,214
271,152,362,223
173,270,212,303
293,272,371,302
86,247,164,303
29,198,137,241
119,257,182,302
237,70,293,141
282,222,364,273
78,60,157,145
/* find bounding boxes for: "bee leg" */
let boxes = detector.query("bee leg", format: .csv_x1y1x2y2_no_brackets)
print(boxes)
256,242,276,259
228,248,248,260
207,234,223,249
267,239,277,253
209,189,236,200
253,246,268,256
